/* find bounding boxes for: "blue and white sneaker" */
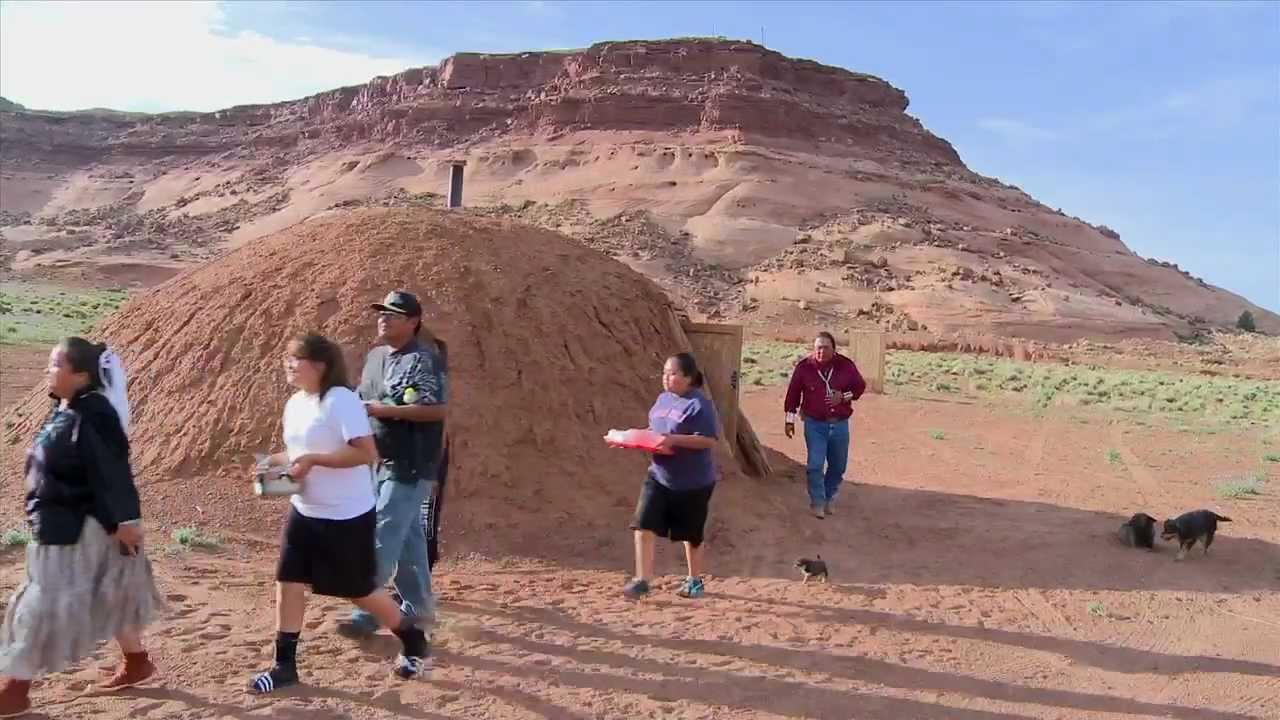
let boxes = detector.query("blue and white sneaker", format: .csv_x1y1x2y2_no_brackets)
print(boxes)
675,576,705,599
393,654,430,680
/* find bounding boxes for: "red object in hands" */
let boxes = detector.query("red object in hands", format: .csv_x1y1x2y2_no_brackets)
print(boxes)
603,429,673,455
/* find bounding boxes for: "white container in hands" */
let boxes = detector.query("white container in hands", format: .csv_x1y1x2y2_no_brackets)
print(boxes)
253,453,302,497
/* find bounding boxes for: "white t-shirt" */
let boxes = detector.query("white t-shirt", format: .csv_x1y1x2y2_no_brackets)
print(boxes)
282,386,376,520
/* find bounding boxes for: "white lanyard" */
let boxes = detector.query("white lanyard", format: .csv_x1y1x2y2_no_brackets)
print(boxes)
817,367,835,395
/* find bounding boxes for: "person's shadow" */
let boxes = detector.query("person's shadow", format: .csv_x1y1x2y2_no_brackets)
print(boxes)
694,447,1280,594
125,685,452,720
444,600,1266,720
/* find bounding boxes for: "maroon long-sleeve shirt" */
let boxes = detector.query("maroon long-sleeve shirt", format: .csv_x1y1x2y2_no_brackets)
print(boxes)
784,353,867,422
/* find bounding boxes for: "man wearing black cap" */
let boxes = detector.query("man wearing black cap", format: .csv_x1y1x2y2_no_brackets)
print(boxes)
339,290,448,640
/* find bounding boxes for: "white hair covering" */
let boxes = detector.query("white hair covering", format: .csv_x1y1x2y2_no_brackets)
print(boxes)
97,347,130,436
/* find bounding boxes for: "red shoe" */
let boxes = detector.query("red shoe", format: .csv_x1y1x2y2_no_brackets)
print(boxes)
100,652,156,690
0,679,31,718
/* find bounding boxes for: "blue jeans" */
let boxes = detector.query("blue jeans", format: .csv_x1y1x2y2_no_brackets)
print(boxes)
349,465,435,630
803,417,850,506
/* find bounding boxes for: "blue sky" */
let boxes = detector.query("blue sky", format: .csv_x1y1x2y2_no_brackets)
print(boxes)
2,1,1276,311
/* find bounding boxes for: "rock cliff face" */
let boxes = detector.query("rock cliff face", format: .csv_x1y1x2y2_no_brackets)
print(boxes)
1,38,1274,339
3,40,956,164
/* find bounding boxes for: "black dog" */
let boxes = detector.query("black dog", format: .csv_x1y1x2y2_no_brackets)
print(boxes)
794,556,829,584
1161,510,1232,560
1117,513,1157,549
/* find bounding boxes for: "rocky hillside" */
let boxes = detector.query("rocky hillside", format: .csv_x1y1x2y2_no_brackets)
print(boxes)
1,38,1274,341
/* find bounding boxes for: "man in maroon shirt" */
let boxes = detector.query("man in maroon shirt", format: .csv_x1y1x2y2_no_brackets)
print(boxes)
783,332,867,518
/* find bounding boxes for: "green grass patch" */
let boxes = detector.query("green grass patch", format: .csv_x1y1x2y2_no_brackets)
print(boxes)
0,282,129,346
929,429,946,440
1107,449,1123,465
1263,453,1280,463
1,529,32,547
1087,601,1107,618
171,526,222,549
740,341,811,388
740,341,1280,427
1216,473,1267,499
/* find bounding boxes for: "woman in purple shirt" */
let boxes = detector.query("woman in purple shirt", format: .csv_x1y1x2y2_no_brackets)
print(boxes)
623,353,720,600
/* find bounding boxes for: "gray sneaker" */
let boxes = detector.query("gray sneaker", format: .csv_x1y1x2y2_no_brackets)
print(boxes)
824,500,835,516
622,578,651,599
810,503,825,519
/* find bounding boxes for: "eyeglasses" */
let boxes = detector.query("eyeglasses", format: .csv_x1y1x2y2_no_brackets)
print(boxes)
378,311,408,320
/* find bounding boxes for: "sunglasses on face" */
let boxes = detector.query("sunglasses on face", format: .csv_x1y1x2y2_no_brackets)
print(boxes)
378,311,409,321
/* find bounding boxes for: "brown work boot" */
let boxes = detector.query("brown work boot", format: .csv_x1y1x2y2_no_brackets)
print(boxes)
0,679,31,718
101,651,156,690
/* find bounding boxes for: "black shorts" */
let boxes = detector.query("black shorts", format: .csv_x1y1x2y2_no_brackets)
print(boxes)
276,506,377,599
630,474,715,547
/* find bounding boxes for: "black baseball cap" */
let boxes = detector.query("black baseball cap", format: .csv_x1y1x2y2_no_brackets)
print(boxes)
370,290,422,317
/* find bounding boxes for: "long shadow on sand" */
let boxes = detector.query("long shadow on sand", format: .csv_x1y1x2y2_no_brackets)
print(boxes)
127,685,452,720
706,447,1280,593
467,448,1280,594
711,592,1280,679
445,601,1264,720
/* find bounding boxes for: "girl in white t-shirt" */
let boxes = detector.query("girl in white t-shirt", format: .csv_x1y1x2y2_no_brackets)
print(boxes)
248,334,430,694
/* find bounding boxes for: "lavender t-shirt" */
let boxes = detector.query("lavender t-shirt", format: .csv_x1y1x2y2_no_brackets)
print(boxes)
647,389,719,491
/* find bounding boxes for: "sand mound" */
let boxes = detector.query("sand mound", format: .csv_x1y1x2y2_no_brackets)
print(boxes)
3,208,766,561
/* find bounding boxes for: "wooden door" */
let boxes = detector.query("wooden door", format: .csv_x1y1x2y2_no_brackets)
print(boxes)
680,321,743,455
846,330,886,394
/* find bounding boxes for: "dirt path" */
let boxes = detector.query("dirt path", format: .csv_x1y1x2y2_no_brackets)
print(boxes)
1,388,1278,719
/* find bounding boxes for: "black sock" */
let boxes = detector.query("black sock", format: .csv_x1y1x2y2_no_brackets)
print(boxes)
391,618,427,658
274,631,300,668
249,633,301,694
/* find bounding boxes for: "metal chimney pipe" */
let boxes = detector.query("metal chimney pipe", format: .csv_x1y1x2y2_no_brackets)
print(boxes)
446,160,466,208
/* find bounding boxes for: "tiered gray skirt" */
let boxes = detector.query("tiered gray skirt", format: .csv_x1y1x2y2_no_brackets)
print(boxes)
0,518,166,679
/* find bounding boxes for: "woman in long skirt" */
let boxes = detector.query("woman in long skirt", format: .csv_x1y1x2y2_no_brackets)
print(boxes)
0,337,165,718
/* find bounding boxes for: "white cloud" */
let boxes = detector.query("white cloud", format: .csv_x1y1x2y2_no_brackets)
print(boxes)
1081,69,1277,138
521,1,562,16
0,1,436,113
976,117,1061,143
1160,71,1279,128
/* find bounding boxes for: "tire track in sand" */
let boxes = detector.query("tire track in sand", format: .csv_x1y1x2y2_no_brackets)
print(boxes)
1109,423,1158,505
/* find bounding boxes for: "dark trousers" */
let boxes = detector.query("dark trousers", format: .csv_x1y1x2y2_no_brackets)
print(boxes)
421,437,449,570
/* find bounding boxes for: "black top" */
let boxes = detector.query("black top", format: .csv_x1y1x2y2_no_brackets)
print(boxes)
24,389,142,545
358,337,447,482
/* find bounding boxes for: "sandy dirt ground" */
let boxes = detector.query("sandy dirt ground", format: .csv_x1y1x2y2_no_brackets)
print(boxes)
1,379,1278,720
0,345,45,413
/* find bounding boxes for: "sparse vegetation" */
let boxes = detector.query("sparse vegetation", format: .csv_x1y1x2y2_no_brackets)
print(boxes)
2,529,32,547
929,429,946,440
0,282,129,345
1087,601,1107,617
1107,449,1123,465
171,526,222,549
1216,473,1267,499
739,341,808,388
1262,453,1280,463
740,342,1280,426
